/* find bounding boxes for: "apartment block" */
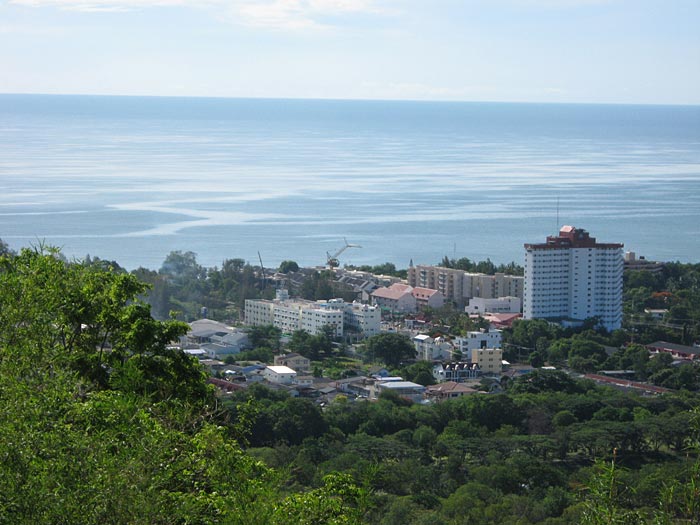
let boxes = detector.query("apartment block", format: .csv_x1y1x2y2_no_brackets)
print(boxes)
454,330,503,354
523,226,623,331
245,292,380,339
408,265,523,307
471,347,503,375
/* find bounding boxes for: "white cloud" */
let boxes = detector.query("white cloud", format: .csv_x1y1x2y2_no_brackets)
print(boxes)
9,0,384,28
9,0,197,11
507,0,614,7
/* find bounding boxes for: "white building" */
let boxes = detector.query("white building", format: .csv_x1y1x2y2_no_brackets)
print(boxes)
523,226,623,331
301,306,344,338
454,330,502,354
244,300,275,326
245,294,379,339
413,334,454,361
274,302,306,334
344,302,381,337
465,296,521,315
263,365,297,384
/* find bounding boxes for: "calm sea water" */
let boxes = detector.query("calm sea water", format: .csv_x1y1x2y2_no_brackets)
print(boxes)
1,94,699,271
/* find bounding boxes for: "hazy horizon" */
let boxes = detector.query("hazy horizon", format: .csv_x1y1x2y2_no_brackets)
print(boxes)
2,1,698,106
2,92,699,108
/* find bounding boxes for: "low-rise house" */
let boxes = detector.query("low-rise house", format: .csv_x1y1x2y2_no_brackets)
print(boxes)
375,380,426,403
185,319,251,359
425,381,478,401
646,341,700,361
433,362,481,383
584,373,671,394
187,319,235,344
331,376,372,397
294,375,315,387
371,283,445,313
263,365,297,385
274,352,312,373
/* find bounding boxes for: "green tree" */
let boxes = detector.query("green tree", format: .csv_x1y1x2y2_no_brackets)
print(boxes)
363,332,415,367
248,324,282,351
0,247,364,525
279,260,300,273
529,350,546,368
509,370,586,395
0,237,14,257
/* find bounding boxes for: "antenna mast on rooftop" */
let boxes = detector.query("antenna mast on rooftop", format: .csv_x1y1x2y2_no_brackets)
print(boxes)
556,197,560,232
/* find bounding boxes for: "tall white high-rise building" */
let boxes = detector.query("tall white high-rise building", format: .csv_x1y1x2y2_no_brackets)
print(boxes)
523,226,623,331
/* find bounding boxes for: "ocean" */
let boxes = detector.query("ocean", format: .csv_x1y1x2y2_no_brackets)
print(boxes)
1,94,699,271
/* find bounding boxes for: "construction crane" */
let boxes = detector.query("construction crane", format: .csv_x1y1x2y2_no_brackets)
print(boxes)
258,251,266,290
326,238,361,269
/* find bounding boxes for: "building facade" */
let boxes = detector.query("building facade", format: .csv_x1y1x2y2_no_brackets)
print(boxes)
245,294,379,339
408,265,523,307
471,348,503,375
413,334,454,361
454,330,503,354
274,352,312,373
465,296,521,315
523,226,623,331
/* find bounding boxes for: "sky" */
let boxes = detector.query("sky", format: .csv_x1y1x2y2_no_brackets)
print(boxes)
1,0,698,104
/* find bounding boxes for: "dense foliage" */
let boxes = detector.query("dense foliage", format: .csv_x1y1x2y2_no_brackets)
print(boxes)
438,256,524,276
226,375,700,524
624,263,700,345
0,248,365,524
3,241,700,524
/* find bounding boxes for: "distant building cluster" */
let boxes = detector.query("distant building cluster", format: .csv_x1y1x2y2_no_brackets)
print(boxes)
408,265,523,308
245,289,381,339
196,224,631,404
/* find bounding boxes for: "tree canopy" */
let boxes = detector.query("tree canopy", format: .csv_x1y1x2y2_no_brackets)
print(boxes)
0,247,365,524
362,332,415,367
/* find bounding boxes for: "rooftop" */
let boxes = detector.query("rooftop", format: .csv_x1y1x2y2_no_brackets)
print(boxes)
524,225,623,250
266,365,297,375
372,283,413,300
646,341,700,356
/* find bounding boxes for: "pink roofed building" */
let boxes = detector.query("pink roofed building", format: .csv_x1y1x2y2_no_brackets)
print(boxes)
371,283,417,313
425,381,478,401
371,283,445,313
412,286,445,310
479,312,522,329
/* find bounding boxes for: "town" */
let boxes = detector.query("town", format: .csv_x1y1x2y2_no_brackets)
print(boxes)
2,228,699,524
169,225,699,403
